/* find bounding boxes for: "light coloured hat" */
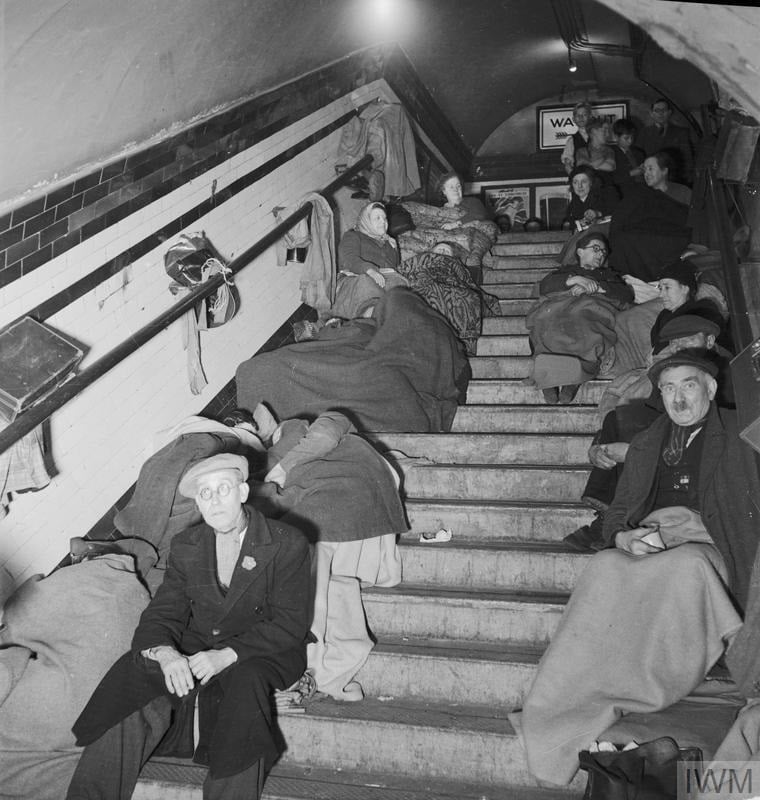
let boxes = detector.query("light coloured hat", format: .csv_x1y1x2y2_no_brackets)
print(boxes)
178,453,249,498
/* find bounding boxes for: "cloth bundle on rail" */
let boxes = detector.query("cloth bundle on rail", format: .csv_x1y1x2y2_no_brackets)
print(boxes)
336,101,421,201
0,425,50,519
274,192,336,314
164,233,238,395
236,287,470,433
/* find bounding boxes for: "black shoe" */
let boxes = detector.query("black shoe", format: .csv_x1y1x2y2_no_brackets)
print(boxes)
558,384,581,404
69,537,123,564
563,513,606,553
542,387,559,404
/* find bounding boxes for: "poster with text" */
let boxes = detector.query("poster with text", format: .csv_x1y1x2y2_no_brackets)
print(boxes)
537,101,629,150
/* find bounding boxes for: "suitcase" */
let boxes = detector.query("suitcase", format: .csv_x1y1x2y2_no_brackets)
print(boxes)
0,317,84,423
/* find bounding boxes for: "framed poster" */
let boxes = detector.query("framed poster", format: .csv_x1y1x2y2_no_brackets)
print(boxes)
480,185,532,228
537,101,629,150
534,183,571,230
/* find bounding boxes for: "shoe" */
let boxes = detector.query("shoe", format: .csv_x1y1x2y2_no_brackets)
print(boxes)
542,387,559,404
581,495,610,514
558,384,580,404
563,513,607,553
69,537,124,564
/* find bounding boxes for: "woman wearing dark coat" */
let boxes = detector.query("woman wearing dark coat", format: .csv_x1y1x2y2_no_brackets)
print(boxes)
332,202,407,319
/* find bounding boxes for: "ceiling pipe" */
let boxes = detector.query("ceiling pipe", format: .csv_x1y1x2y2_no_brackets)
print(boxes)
551,0,702,135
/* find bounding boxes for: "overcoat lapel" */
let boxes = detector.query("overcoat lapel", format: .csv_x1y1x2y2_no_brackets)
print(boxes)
222,509,278,611
697,405,725,497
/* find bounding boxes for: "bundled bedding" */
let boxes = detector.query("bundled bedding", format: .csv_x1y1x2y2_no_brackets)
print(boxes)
236,288,471,433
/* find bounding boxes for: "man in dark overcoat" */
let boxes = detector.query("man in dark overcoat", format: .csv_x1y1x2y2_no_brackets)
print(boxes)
66,453,312,800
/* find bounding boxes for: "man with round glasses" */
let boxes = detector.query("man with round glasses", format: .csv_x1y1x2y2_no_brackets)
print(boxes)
527,231,633,404
67,453,312,800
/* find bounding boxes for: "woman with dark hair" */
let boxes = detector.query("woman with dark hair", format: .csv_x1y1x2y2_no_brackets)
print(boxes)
642,151,692,206
436,171,492,224
331,201,408,319
650,259,722,352
608,150,693,282
564,165,616,229
526,232,633,404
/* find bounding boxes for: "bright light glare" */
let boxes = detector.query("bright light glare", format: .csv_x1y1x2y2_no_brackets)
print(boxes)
366,0,407,36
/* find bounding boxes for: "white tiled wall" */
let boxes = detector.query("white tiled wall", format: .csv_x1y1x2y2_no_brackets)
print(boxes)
0,80,390,596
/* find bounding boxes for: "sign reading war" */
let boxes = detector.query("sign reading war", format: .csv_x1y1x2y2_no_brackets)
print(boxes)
537,102,629,150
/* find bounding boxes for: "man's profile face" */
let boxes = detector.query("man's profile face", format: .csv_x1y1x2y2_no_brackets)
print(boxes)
195,469,249,531
658,365,716,426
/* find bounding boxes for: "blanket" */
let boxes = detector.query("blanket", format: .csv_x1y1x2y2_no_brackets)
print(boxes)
236,288,470,433
0,555,149,800
515,542,742,785
396,250,501,355
398,201,498,269
526,292,621,381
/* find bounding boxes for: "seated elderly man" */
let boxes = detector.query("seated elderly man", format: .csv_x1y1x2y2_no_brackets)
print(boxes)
565,313,733,552
66,454,312,800
516,352,759,787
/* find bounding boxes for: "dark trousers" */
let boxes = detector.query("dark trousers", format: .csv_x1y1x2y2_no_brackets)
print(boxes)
66,695,264,800
583,403,661,506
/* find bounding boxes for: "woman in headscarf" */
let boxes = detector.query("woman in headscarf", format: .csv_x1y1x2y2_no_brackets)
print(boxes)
331,202,408,320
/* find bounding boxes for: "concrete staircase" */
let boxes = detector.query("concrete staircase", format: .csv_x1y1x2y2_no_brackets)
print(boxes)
135,230,593,799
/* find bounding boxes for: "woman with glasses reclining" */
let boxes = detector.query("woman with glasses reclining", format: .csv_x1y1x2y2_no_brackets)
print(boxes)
526,232,634,404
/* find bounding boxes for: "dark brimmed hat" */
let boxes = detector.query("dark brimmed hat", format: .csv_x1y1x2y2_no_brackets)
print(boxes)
178,453,249,498
659,259,698,294
648,350,719,385
658,314,721,342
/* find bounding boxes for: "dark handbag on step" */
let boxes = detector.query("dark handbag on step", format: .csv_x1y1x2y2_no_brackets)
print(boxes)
579,737,702,800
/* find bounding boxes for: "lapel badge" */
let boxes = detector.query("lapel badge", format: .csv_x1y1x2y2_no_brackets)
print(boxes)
242,555,257,571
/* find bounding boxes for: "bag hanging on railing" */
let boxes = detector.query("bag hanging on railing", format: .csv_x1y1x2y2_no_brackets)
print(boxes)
578,737,702,800
164,233,239,394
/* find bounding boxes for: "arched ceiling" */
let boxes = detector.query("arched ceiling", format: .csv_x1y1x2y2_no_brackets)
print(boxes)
3,0,760,206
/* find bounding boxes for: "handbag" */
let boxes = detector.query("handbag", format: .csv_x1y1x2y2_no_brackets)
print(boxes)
579,737,702,800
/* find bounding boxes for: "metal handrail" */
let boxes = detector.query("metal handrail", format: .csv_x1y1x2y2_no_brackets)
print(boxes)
0,155,373,456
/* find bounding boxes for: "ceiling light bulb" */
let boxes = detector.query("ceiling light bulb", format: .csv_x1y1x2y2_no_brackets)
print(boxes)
568,48,578,73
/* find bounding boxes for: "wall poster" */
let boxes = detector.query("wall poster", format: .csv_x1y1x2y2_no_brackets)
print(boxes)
537,101,629,150
481,185,532,228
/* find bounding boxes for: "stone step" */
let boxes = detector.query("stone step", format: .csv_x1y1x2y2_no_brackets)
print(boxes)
483,282,535,299
470,356,532,379
484,254,559,271
137,759,581,799
476,334,530,356
405,499,594,543
492,241,564,256
482,267,550,284
483,315,528,334
369,431,592,464
359,636,542,707
466,378,608,405
496,230,570,245
365,584,567,645
400,464,589,502
276,698,580,790
452,405,600,433
397,539,589,592
498,298,536,315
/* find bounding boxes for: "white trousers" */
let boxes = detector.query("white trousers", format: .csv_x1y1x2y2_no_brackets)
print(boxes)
307,534,401,698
